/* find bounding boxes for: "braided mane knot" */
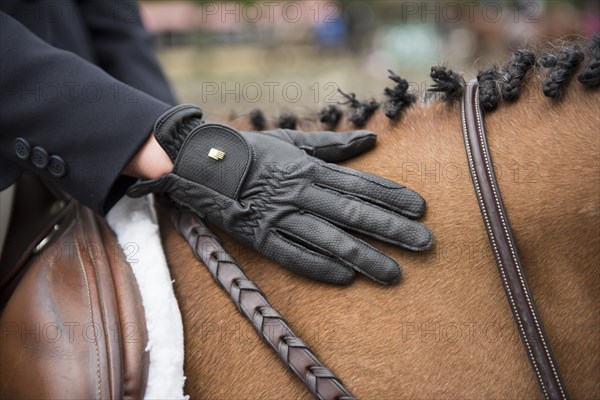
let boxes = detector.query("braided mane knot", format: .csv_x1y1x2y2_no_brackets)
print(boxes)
578,33,600,88
319,104,343,130
477,67,501,111
501,49,536,101
383,69,415,120
337,89,380,128
541,45,584,99
428,66,465,102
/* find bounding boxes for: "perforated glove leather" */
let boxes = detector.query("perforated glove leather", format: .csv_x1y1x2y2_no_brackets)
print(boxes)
128,105,433,284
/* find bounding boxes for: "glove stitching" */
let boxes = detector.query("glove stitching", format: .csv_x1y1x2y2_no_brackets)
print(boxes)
313,182,421,219
311,133,376,151
275,227,338,259
229,176,276,239
175,123,254,199
300,212,401,284
307,185,432,251
155,105,204,161
169,180,234,227
154,104,200,133
278,129,296,143
270,230,349,273
257,130,300,146
319,162,407,190
314,211,431,251
233,128,256,199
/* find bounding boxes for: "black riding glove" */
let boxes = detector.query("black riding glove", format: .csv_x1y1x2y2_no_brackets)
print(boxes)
128,105,433,284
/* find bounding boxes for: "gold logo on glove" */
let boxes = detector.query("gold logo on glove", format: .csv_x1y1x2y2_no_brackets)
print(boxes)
208,148,225,160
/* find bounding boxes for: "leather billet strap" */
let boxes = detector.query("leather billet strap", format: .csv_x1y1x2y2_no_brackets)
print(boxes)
461,80,568,400
166,205,355,400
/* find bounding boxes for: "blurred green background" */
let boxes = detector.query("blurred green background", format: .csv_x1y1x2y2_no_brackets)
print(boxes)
138,0,599,120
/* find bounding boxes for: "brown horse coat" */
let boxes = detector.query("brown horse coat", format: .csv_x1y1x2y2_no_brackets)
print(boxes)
159,67,599,399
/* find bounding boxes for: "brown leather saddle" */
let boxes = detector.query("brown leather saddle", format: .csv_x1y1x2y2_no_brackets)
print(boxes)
0,175,149,399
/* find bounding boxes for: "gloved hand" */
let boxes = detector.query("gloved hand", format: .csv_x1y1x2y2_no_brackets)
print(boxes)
128,105,433,284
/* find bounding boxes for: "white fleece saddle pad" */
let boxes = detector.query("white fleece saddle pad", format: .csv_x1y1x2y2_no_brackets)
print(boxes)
107,195,187,399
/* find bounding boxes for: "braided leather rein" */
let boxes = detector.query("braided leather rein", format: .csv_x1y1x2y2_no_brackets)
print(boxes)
166,205,355,400
461,80,568,399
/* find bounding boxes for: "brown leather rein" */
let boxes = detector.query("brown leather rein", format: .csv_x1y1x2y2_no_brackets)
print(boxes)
461,80,568,400
163,80,569,399
166,206,355,399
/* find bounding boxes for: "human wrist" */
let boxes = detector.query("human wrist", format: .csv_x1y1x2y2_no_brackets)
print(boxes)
124,133,173,179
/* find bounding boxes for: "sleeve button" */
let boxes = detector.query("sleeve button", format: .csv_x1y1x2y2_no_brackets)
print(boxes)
14,138,31,160
31,146,49,169
48,155,67,178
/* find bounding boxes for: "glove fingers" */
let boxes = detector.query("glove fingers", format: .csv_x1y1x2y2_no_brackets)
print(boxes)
314,162,426,218
260,129,376,162
279,213,402,284
263,231,356,284
297,185,433,251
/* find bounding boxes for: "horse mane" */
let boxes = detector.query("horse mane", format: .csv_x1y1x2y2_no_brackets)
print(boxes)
241,34,599,131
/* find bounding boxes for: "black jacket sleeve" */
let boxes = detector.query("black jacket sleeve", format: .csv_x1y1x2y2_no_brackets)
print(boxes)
77,0,177,105
0,12,171,214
